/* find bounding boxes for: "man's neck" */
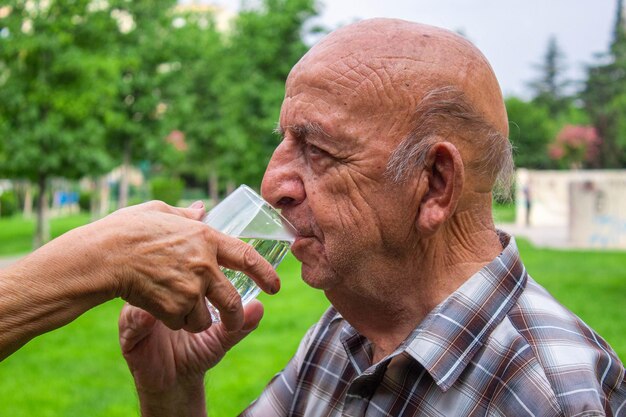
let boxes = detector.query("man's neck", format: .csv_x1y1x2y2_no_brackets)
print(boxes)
326,204,503,364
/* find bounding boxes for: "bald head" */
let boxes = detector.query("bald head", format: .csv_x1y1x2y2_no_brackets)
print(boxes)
294,18,507,136
287,18,513,195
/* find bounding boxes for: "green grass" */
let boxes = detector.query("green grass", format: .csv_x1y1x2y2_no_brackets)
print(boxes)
0,214,91,256
0,224,624,415
492,200,516,223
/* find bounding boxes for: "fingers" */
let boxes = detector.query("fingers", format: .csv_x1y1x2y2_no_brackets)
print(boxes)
204,265,244,332
214,233,281,295
119,304,158,354
218,300,265,352
241,300,264,332
164,200,206,221
181,296,213,333
131,200,207,221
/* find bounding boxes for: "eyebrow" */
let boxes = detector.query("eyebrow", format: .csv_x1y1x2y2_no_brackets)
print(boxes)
273,122,331,139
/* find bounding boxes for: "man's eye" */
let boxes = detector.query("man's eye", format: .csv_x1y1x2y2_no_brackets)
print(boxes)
305,142,327,159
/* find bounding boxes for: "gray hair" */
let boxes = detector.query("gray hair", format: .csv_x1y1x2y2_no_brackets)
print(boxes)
384,86,514,201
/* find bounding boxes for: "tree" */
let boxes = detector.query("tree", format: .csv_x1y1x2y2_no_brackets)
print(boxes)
102,0,181,208
549,125,601,169
581,0,626,168
211,0,321,188
505,97,553,168
528,36,572,118
0,0,117,246
158,6,225,203
164,0,322,199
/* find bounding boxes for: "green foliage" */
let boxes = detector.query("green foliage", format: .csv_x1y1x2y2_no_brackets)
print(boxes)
0,0,121,244
549,125,601,169
506,97,553,168
0,1,117,181
581,0,626,168
0,190,18,217
582,61,626,168
102,0,180,168
529,36,571,117
528,36,572,118
0,0,321,240
156,0,323,193
158,9,224,182
209,0,321,188
150,176,184,206
78,190,92,212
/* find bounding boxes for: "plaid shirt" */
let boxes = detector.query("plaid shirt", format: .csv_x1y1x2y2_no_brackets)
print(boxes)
242,233,626,416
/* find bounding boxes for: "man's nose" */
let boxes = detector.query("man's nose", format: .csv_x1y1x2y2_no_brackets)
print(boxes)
261,141,305,209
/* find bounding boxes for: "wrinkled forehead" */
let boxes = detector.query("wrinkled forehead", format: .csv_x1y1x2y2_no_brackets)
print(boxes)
281,55,419,148
285,18,508,136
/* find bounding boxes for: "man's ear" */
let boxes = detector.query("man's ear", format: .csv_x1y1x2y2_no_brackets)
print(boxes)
416,142,464,236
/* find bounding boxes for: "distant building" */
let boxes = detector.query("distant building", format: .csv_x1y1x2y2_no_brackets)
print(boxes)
174,1,236,32
516,169,626,249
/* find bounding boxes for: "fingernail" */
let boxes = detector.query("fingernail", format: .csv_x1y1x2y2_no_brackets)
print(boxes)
190,200,204,209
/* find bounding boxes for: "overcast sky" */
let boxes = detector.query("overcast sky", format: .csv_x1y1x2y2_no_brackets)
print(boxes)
210,0,617,98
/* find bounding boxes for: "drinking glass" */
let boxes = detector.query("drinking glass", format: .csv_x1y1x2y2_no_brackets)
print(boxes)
202,185,295,321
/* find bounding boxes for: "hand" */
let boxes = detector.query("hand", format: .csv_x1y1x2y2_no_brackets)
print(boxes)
119,301,264,416
0,199,278,362
99,201,280,333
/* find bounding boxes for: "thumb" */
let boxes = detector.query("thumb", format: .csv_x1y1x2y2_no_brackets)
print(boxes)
119,304,158,354
218,300,264,352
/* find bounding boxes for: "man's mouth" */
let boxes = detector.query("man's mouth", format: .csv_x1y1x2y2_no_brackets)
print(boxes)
289,226,317,249
293,235,312,244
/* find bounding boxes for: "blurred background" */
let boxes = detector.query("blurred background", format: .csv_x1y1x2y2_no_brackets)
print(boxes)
0,1,625,416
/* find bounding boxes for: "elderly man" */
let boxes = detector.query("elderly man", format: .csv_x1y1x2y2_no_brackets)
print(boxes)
119,19,626,416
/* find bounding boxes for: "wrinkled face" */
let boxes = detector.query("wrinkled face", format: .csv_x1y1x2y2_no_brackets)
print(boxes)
261,55,422,293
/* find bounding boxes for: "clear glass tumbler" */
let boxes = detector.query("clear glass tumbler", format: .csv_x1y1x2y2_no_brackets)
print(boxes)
202,185,295,321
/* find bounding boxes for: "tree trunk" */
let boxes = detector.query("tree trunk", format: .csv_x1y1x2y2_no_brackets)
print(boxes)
226,179,235,196
209,168,219,208
98,176,110,217
89,178,98,221
33,175,50,249
118,140,131,209
23,181,33,219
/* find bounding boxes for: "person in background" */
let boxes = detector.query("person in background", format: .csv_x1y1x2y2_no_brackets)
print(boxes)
120,18,626,416
523,183,532,226
0,200,280,361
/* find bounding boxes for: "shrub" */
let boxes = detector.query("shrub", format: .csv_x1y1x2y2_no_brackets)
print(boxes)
78,190,92,212
0,190,18,217
150,177,184,206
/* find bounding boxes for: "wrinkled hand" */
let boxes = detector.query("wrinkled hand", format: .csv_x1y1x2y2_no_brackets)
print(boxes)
100,201,280,333
119,301,264,416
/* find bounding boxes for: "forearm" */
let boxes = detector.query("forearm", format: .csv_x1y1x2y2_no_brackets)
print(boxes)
0,225,115,360
138,381,207,417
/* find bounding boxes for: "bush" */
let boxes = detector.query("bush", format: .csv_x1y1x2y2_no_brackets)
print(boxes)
150,177,184,206
78,190,92,212
0,190,18,217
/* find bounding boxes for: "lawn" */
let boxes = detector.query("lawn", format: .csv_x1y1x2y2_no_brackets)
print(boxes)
0,214,91,256
0,219,624,416
492,200,516,224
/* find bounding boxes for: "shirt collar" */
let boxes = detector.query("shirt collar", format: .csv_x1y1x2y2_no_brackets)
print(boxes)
398,231,528,391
